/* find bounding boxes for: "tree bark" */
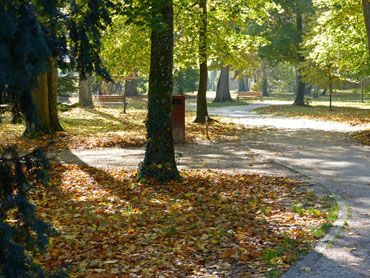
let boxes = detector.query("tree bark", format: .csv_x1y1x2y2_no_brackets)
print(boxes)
138,0,179,183
79,75,93,107
293,7,306,106
262,76,268,96
245,78,250,91
47,57,63,131
304,84,312,96
194,0,209,123
238,78,246,92
329,81,333,111
210,71,217,91
214,66,233,102
125,78,139,97
24,73,52,136
362,0,370,54
262,65,268,96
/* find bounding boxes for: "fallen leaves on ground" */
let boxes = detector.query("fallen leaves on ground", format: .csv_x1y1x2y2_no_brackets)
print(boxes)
31,164,331,277
352,130,370,146
0,107,249,153
255,105,370,126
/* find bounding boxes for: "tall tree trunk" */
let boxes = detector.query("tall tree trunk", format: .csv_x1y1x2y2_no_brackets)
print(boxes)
194,0,209,123
362,0,370,54
24,73,52,136
138,0,179,183
79,75,93,107
262,65,268,96
210,71,217,91
293,7,305,106
214,66,232,102
304,84,312,96
11,93,22,124
245,78,250,91
329,82,333,111
125,78,139,97
177,70,185,95
47,57,63,131
238,78,246,92
262,76,268,97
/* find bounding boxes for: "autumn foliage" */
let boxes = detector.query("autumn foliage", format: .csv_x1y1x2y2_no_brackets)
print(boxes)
31,164,331,277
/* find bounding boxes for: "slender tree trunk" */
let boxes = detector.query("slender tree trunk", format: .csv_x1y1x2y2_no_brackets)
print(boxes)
293,7,305,106
262,76,268,97
194,0,209,123
138,0,179,183
47,57,63,131
362,0,370,54
79,74,93,107
125,78,139,97
24,73,52,136
177,70,185,95
214,66,232,102
11,93,22,124
304,84,312,96
245,78,250,91
361,79,365,103
238,78,246,92
329,81,333,111
210,71,217,91
262,65,268,96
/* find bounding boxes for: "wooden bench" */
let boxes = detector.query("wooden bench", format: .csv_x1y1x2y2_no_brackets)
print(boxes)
237,91,263,101
95,95,125,103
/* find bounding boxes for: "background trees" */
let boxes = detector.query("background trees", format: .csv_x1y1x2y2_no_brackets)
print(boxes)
0,0,115,136
302,0,370,108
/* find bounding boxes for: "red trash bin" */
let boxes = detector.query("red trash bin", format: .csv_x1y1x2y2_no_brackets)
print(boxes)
172,95,186,143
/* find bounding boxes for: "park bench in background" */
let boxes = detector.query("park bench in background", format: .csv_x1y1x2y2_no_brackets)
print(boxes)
95,95,125,103
237,91,263,101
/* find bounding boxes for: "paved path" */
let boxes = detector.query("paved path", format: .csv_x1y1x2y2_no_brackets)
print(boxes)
53,102,370,277
205,103,370,278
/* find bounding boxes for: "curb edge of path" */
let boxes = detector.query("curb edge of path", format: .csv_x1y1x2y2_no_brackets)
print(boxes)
248,150,348,278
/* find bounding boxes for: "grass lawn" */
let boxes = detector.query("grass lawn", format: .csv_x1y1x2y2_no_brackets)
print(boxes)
255,105,370,126
32,164,335,277
0,100,248,153
208,100,250,108
263,92,370,109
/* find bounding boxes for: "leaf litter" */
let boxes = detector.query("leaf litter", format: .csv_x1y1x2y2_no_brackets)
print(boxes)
30,163,331,277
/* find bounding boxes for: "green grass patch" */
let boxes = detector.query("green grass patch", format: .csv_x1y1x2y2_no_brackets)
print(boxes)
207,100,250,108
264,90,370,105
255,105,370,125
311,223,332,238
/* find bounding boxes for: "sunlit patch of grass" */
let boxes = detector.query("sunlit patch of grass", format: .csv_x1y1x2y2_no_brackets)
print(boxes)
255,105,370,125
1,102,252,152
207,100,250,108
311,223,332,239
264,91,370,108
